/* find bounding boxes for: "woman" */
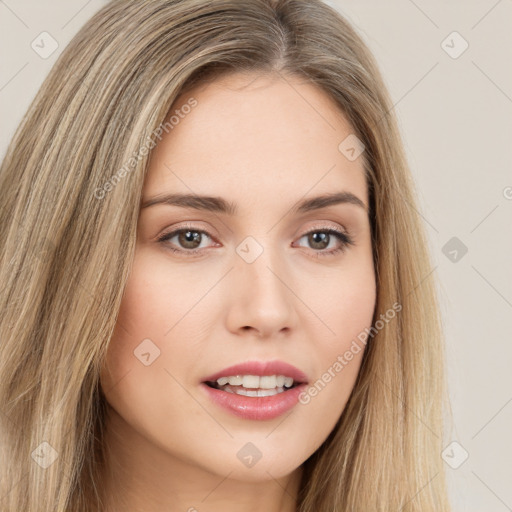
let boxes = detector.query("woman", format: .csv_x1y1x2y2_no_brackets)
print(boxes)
0,0,451,510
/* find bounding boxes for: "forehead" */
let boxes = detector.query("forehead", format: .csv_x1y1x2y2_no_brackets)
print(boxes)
144,72,368,210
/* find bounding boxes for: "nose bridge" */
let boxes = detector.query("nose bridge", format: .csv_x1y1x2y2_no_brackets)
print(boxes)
242,245,283,295
227,232,297,336
238,233,288,302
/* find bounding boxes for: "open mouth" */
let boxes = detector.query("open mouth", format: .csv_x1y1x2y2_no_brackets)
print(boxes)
204,374,304,397
200,369,309,420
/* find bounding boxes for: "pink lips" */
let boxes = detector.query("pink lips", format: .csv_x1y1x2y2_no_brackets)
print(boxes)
200,360,309,421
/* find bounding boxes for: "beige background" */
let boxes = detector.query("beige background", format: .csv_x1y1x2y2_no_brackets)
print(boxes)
1,1,511,510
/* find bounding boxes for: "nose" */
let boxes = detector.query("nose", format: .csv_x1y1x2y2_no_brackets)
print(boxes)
225,246,298,339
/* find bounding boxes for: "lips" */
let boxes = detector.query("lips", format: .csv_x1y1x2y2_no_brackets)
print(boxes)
200,360,309,420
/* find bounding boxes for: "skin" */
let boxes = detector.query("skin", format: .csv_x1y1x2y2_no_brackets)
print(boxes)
99,71,376,512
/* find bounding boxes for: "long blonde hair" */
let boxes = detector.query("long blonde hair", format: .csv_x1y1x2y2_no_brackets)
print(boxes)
0,0,450,510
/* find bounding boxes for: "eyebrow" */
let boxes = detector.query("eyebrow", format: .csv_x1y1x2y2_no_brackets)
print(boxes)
141,191,367,214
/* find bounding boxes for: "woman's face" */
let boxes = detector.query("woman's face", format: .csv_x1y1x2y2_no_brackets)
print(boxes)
100,72,376,484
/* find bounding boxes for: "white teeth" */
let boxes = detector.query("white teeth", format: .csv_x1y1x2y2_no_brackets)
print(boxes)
221,385,285,397
258,388,278,397
242,375,260,388
283,377,294,388
259,375,276,388
214,374,297,389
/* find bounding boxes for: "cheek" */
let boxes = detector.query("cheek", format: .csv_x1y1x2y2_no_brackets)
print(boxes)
103,246,212,369
98,252,212,461
295,254,376,421
302,243,376,348
99,244,224,407
99,248,199,409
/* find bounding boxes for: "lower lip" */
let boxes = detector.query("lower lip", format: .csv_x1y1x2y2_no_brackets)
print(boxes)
200,382,308,421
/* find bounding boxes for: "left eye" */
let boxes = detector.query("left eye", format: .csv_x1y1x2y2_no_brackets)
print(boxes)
294,228,354,256
157,226,354,256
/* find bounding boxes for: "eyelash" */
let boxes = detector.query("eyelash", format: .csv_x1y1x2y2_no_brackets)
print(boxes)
156,223,354,258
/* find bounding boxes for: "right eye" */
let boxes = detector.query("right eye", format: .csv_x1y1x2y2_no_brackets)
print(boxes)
156,225,217,255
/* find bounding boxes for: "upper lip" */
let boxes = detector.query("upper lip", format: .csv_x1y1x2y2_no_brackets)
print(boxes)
202,360,309,384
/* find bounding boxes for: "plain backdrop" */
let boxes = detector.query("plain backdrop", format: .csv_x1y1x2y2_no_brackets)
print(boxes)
1,1,511,510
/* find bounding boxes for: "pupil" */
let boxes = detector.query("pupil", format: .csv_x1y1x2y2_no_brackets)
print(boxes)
180,230,201,248
310,232,328,249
